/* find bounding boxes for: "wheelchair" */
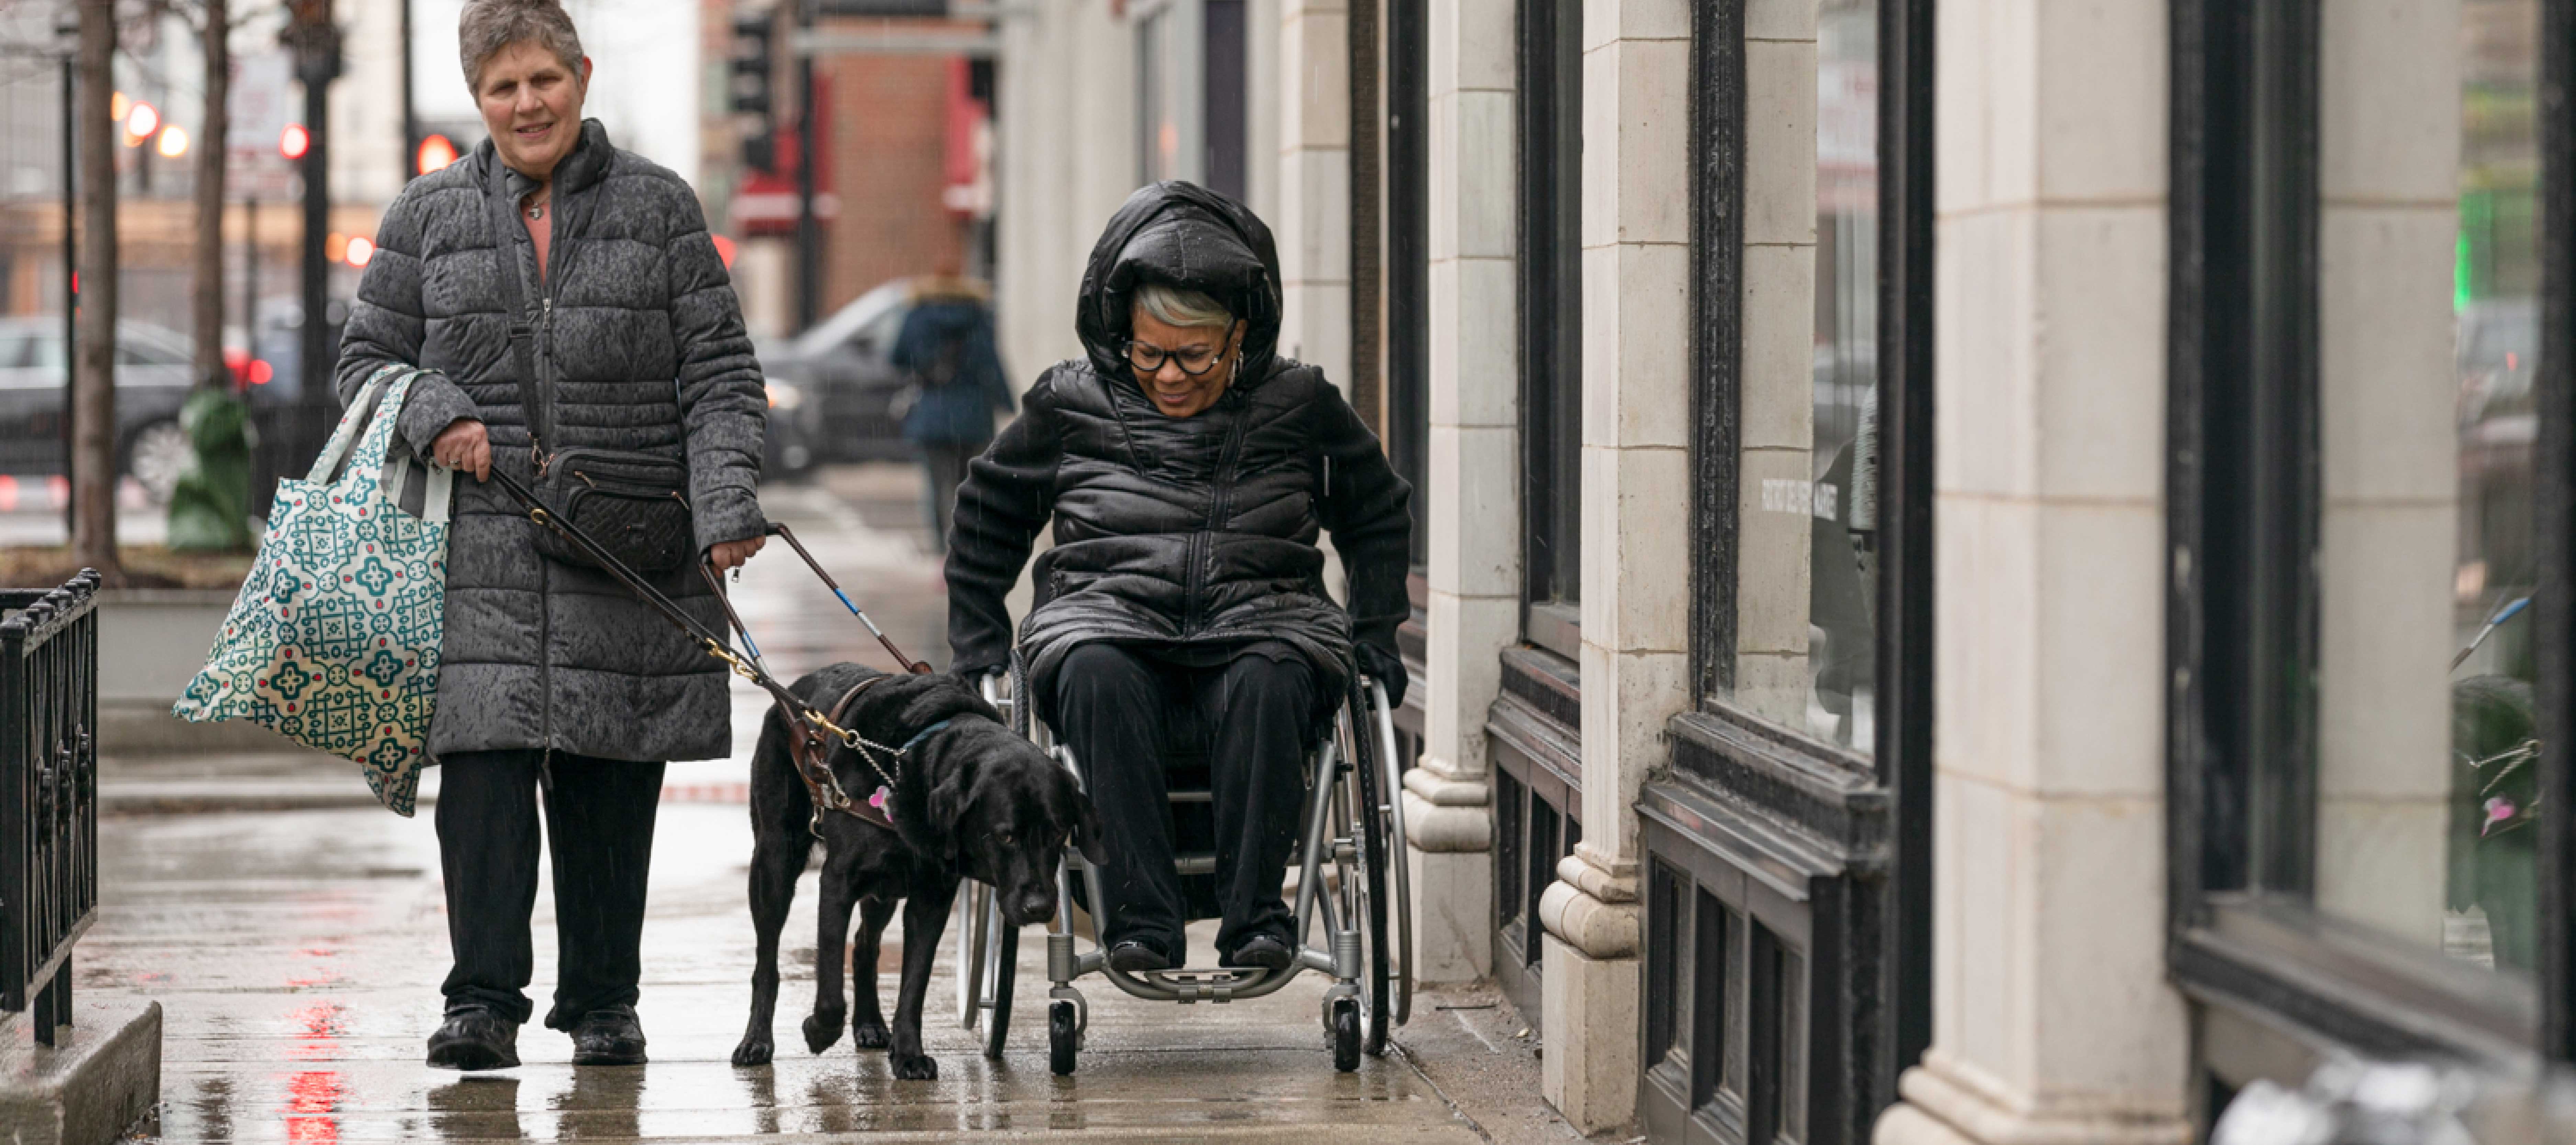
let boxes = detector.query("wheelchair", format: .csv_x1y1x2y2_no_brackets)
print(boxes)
952,662,1413,1074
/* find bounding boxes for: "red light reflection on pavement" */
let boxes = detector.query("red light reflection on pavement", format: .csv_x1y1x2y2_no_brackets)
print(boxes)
281,1002,346,1142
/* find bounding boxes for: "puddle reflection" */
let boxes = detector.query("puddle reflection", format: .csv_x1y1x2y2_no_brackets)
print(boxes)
551,1064,644,1139
428,1076,522,1142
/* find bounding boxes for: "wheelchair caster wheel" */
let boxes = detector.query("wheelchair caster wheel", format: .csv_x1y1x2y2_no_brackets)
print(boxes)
1049,999,1080,1076
1330,997,1361,1073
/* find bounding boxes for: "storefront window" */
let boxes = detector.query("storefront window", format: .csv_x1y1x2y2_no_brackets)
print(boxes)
1723,0,1878,749
1806,0,1878,749
2310,0,2544,976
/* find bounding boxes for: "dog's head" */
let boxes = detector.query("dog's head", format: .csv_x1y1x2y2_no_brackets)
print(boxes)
846,672,1104,927
931,724,1104,926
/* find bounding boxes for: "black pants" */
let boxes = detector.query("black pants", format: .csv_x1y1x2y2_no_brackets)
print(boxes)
920,441,984,554
1053,643,1317,962
436,750,665,1029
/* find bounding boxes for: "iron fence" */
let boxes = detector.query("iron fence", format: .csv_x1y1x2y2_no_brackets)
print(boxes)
0,569,99,1047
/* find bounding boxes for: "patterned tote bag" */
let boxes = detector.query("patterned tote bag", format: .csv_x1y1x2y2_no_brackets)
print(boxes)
174,365,455,815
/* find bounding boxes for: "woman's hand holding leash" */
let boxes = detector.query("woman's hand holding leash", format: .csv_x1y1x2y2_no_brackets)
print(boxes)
431,419,492,481
710,535,766,572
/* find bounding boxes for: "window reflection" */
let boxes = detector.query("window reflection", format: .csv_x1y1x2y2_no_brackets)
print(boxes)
2440,0,2541,972
2313,0,2541,976
1808,0,1878,750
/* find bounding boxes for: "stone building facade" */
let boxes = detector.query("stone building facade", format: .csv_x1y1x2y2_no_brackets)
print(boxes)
992,0,2576,1137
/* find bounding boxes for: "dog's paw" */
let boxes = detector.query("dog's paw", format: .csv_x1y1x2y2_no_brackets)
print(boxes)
802,1010,845,1055
731,1035,774,1067
851,1019,891,1050
891,1052,939,1080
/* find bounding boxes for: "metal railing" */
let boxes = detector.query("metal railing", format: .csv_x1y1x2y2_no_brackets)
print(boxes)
0,570,100,1048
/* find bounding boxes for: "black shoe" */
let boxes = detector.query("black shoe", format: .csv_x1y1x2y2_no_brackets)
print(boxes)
1107,940,1174,974
1222,933,1295,973
427,1009,521,1070
569,1005,648,1066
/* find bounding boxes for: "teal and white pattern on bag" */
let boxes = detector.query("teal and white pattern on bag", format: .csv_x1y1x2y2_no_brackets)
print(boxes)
174,365,456,816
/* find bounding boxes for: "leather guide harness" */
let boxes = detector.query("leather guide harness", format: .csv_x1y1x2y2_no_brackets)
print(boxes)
489,467,932,832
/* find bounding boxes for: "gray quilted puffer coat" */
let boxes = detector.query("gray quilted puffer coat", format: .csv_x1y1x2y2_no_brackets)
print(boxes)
944,182,1412,712
336,121,766,764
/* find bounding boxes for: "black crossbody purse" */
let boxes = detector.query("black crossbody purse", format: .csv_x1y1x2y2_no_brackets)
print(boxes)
490,162,696,574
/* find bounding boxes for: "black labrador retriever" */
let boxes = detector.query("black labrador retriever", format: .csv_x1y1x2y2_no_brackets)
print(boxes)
730,665,1101,1079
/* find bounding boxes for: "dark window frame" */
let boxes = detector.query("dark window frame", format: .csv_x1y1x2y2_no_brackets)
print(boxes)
1202,0,1249,202
2164,0,2576,1070
1518,0,1584,659
1383,0,1430,569
1646,0,1936,1138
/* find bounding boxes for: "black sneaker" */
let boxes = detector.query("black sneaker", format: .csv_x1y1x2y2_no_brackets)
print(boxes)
569,1005,647,1066
427,1009,521,1070
1106,940,1174,974
1222,933,1295,973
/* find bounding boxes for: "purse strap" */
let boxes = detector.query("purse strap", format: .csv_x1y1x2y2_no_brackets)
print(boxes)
486,157,551,469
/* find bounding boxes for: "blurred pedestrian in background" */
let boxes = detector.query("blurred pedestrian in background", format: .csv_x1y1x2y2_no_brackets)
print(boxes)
335,0,768,1073
890,272,1011,551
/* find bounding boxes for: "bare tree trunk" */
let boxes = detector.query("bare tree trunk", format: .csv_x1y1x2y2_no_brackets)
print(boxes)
71,0,120,577
192,0,229,391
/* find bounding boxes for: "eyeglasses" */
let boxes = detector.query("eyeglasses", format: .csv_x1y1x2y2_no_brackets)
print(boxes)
1124,339,1226,377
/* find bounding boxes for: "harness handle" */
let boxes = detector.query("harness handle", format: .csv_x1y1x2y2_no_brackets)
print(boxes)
765,521,934,675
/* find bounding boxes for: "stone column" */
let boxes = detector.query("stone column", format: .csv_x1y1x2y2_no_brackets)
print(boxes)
1536,0,1688,1126
1872,0,2192,1142
1405,0,1519,985
1276,0,1353,385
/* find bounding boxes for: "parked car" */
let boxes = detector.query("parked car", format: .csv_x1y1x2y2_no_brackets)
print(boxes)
756,278,938,474
0,318,211,504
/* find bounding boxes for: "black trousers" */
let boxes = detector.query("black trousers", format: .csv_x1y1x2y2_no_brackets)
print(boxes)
1053,643,1317,962
436,750,665,1029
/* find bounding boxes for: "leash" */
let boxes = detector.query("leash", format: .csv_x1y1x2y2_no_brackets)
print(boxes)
487,466,930,831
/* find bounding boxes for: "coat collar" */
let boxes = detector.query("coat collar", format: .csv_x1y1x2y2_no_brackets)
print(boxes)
476,119,614,199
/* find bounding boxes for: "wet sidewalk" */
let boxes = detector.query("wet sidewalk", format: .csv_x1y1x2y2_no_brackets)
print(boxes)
65,467,1581,1143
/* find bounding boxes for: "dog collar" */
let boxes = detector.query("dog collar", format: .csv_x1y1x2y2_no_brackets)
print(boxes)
897,718,959,756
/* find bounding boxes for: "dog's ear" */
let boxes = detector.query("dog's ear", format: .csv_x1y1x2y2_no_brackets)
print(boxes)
1059,771,1107,865
927,753,980,837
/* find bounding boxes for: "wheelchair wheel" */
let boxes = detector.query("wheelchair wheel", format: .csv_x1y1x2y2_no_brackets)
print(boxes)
1049,999,1080,1076
1330,996,1362,1072
982,897,1017,1059
1338,700,1393,1057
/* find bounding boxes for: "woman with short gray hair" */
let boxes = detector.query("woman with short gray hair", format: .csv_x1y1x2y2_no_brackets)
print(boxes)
338,0,768,1071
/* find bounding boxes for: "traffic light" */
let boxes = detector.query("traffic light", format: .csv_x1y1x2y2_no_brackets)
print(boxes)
730,14,773,116
280,123,310,161
416,133,458,175
730,12,777,172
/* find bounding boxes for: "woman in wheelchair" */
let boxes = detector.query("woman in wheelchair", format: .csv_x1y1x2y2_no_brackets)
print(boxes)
944,182,1413,976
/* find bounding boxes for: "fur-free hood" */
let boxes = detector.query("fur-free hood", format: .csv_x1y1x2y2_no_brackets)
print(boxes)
1073,181,1285,389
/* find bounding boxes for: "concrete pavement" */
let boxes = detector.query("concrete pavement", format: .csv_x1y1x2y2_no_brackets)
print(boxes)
59,465,1585,1143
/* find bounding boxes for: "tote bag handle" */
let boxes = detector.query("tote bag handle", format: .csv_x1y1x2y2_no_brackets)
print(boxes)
305,364,457,526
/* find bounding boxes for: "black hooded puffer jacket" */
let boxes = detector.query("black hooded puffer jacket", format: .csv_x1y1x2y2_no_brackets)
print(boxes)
945,182,1413,709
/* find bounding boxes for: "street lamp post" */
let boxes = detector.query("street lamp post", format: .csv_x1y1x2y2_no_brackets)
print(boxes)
57,14,76,537
795,0,821,331
286,1,340,455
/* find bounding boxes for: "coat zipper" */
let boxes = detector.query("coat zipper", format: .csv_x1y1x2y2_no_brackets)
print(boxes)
1185,398,1256,636
522,198,562,749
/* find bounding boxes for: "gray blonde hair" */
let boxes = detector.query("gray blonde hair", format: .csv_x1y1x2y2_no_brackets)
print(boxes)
459,0,586,93
1135,281,1234,331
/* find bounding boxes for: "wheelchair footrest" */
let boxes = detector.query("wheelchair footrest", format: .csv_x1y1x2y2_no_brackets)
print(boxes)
1134,967,1273,1002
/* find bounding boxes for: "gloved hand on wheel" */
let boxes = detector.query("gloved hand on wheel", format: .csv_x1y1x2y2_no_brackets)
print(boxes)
1356,643,1408,710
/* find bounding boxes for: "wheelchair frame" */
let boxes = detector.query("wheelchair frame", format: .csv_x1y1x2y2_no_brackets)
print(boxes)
955,674,1413,1074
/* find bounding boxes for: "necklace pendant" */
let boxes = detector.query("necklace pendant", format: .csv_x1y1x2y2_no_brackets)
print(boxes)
526,203,545,221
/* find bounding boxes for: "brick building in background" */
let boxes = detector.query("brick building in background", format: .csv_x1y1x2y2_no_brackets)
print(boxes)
717,2,989,339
